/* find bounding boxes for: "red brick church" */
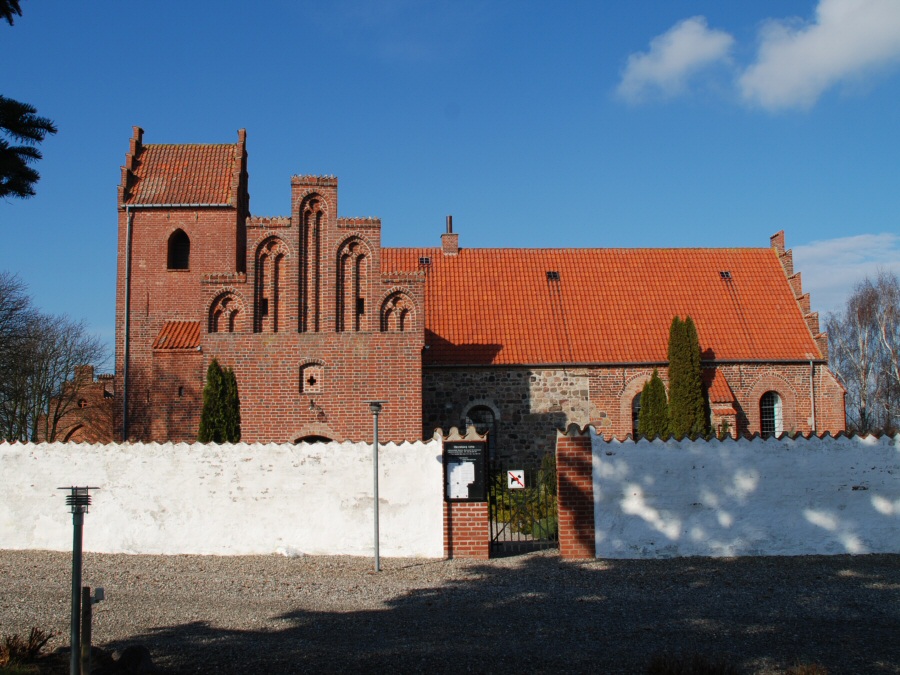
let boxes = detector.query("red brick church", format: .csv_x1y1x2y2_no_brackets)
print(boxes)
113,128,845,458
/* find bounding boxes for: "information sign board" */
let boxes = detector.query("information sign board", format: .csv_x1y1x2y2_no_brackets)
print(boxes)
444,441,487,502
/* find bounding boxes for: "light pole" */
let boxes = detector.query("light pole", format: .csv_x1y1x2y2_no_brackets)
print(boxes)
58,486,98,675
367,401,386,572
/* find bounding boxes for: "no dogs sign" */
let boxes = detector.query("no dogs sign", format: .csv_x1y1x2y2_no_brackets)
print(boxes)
507,470,525,489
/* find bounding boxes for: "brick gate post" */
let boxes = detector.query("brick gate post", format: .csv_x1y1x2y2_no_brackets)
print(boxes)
444,502,490,559
556,424,596,559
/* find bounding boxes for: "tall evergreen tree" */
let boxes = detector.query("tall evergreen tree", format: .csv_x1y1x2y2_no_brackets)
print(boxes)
198,359,225,443
198,359,240,443
223,366,241,443
638,368,669,439
667,316,709,439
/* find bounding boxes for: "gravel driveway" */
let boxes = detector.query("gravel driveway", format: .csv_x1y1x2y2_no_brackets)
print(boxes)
1,549,899,674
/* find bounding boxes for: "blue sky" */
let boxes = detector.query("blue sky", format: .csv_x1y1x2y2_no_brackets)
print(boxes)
2,0,899,364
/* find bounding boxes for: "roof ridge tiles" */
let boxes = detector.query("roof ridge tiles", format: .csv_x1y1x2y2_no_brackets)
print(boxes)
388,245,769,253
141,142,236,149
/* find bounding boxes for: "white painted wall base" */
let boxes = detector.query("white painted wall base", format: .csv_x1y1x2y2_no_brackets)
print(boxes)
592,432,900,559
0,438,444,558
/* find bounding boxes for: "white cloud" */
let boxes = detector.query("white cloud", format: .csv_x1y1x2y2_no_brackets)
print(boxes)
617,17,734,103
739,0,900,110
618,1,900,109
792,233,900,316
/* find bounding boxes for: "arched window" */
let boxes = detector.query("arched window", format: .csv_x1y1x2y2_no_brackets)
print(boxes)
167,229,190,270
632,393,641,437
760,391,783,438
464,405,497,459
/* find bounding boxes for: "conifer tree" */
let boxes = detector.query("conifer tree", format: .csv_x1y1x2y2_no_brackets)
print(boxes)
223,366,241,443
667,316,709,439
638,368,669,439
1,2,58,201
198,359,224,443
198,359,241,443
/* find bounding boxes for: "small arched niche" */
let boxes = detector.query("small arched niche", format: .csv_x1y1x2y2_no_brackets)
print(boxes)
381,291,415,332
209,293,245,333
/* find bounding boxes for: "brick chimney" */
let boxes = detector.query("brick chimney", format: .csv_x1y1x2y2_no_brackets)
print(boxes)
441,215,458,256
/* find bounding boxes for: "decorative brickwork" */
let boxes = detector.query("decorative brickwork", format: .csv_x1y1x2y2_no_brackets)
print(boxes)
556,425,595,559
116,130,424,443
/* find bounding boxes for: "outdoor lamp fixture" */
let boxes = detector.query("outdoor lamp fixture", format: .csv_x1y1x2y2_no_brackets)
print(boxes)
366,401,386,572
58,486,98,675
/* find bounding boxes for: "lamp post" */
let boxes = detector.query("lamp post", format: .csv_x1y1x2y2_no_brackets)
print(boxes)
58,486,98,675
366,401,386,572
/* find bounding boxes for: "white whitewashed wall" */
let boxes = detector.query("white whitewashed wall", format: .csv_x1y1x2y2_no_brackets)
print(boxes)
0,438,444,558
592,432,900,559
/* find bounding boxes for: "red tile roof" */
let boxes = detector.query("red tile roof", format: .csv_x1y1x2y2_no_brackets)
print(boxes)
705,368,736,404
382,247,822,366
152,321,201,350
126,144,238,205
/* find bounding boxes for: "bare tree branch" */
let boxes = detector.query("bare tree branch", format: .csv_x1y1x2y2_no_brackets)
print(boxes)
828,271,900,434
0,272,109,441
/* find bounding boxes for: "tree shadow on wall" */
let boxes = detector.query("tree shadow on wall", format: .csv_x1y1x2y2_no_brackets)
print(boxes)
102,553,900,674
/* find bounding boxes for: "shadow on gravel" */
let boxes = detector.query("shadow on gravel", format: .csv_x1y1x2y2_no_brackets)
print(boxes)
105,554,900,674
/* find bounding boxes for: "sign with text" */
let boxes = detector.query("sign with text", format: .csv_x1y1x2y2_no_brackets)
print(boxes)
444,441,487,502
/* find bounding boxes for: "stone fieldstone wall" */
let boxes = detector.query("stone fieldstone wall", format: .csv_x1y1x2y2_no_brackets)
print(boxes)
423,367,593,461
426,362,846,462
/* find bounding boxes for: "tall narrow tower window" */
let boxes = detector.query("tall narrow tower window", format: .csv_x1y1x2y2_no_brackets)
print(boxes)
167,229,190,270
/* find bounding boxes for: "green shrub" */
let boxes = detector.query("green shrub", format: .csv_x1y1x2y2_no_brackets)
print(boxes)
489,453,558,536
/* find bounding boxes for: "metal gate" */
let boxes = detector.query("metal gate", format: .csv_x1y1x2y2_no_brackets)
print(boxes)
488,455,559,555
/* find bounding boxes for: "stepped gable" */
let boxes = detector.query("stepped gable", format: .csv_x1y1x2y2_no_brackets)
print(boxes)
121,127,245,206
382,243,824,367
770,230,829,359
